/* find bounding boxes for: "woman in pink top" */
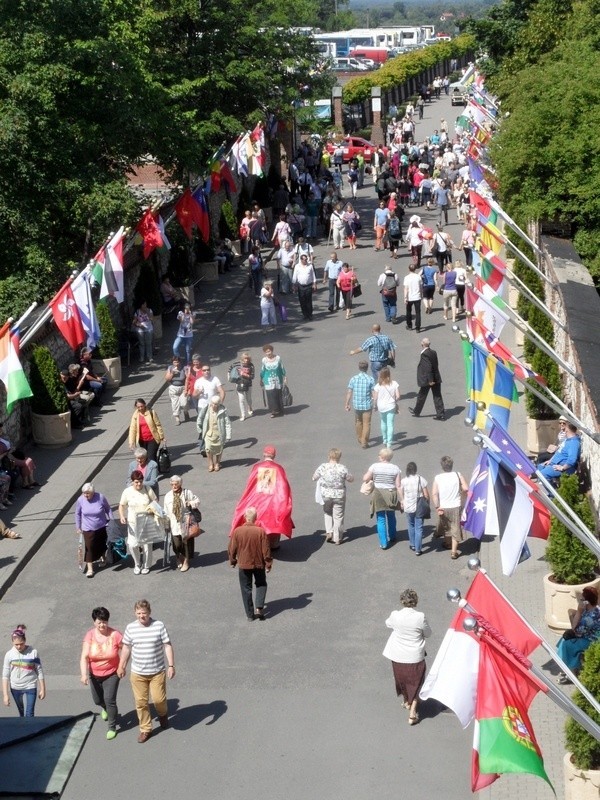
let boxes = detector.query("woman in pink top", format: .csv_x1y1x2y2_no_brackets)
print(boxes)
336,263,358,320
80,607,123,740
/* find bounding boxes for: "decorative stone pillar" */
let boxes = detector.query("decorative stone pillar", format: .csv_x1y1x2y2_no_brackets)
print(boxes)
370,86,384,146
332,85,343,133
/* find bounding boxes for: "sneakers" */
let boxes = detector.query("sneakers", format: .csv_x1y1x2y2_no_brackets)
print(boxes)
141,567,150,575
100,708,108,721
133,566,141,575
174,417,181,425
106,730,117,740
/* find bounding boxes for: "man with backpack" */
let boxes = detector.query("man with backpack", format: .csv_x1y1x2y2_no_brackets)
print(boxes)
387,209,403,258
377,267,400,324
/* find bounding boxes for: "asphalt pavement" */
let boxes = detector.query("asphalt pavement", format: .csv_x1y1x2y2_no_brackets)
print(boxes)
0,92,565,800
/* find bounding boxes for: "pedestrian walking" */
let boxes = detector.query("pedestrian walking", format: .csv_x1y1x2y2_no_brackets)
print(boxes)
163,475,201,572
409,338,445,420
403,263,423,332
80,607,123,740
118,600,175,743
229,352,255,421
172,303,195,364
292,254,317,321
336,262,358,320
201,395,231,473
132,302,154,364
165,355,190,425
312,448,354,545
377,266,400,323
228,508,272,621
260,345,287,418
345,361,375,449
363,448,402,550
431,456,468,560
323,251,342,312
399,462,430,556
128,398,165,464
75,483,112,578
373,367,400,448
349,324,396,380
2,625,45,717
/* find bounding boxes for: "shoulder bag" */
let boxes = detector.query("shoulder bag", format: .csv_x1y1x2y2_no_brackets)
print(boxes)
415,477,431,519
158,445,171,474
282,384,293,407
183,506,203,540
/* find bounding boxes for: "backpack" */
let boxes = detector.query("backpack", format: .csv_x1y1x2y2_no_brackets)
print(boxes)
381,274,397,297
388,217,401,238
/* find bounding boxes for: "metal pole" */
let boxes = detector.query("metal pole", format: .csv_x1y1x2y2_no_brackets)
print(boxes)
502,264,566,331
488,197,543,258
503,237,555,289
11,304,38,332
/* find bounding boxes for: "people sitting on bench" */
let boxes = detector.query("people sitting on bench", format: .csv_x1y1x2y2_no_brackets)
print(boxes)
59,366,92,428
160,276,185,313
536,415,568,464
538,422,581,482
79,347,107,404
557,587,600,683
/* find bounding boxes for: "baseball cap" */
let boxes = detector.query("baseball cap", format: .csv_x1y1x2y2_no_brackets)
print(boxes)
263,445,276,457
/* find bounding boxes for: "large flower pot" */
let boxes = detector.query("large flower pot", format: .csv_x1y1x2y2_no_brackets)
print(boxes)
543,573,600,631
527,417,559,456
31,411,72,448
564,751,600,800
92,357,122,389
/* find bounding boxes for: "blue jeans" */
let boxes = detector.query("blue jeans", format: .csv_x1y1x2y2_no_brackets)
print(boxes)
305,216,318,238
370,359,387,380
11,687,37,717
379,410,395,447
136,329,153,362
173,335,193,364
406,512,424,553
376,510,396,548
381,295,397,321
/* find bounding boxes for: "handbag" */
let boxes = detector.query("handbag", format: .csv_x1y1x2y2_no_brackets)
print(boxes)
158,445,171,474
415,478,431,519
352,282,362,298
183,507,203,540
360,479,374,495
282,384,293,407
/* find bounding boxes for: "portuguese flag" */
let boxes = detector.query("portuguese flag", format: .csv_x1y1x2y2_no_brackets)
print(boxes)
472,637,553,792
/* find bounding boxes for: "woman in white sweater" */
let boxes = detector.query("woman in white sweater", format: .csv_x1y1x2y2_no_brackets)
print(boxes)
382,589,431,725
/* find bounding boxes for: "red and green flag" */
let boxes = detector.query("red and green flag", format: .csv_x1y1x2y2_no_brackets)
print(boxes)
473,637,553,792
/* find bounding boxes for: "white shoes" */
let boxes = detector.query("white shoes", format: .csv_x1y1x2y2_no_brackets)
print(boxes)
133,566,141,575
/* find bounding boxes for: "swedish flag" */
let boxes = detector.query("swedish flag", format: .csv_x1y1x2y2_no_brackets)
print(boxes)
469,343,515,430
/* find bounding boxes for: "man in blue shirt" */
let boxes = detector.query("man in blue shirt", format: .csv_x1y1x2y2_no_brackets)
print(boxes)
345,362,375,448
433,179,452,227
350,324,396,379
323,252,342,312
538,424,581,481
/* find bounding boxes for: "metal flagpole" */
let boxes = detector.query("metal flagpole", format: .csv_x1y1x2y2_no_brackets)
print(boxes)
449,577,600,738
503,236,554,288
11,304,38,333
488,197,544,258
20,273,77,348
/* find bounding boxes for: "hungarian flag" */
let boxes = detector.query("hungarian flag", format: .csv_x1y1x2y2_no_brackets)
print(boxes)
230,458,294,538
420,571,541,728
136,209,163,259
49,284,86,350
473,637,552,792
0,325,32,412
471,250,505,294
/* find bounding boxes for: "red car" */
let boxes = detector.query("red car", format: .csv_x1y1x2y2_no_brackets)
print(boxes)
326,137,389,164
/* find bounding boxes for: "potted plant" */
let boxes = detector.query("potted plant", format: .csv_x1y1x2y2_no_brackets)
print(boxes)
563,640,600,799
93,301,122,388
544,475,600,631
28,345,72,447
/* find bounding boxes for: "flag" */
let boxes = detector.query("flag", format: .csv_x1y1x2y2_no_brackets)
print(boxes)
249,123,265,176
175,188,207,240
487,418,536,477
219,160,237,194
469,190,492,220
90,242,106,288
485,454,534,576
50,284,86,350
420,571,541,728
479,219,505,255
473,243,506,293
230,134,249,176
469,342,516,430
462,449,490,539
209,160,222,194
0,327,32,412
191,186,210,243
466,286,509,341
136,209,163,259
157,215,171,250
103,227,124,303
71,273,100,349
482,328,546,386
473,637,551,792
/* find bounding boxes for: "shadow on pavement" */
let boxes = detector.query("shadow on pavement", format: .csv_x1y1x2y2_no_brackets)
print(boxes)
264,592,313,618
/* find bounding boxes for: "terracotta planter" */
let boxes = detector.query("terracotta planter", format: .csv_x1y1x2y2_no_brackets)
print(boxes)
92,357,122,389
31,411,72,448
564,751,600,800
527,417,559,456
543,573,600,631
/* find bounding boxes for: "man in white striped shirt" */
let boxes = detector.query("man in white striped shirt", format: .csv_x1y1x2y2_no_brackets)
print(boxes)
118,600,175,743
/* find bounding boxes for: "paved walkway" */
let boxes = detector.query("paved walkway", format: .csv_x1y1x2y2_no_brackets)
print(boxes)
0,92,565,800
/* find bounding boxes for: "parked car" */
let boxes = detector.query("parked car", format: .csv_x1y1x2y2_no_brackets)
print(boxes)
325,136,389,163
450,82,469,106
332,57,369,72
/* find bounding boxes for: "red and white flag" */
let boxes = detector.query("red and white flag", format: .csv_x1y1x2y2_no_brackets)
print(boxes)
50,284,86,350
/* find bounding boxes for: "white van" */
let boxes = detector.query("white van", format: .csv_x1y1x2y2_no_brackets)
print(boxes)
332,57,369,72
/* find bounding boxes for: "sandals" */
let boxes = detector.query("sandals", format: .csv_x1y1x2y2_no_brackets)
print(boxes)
3,529,21,539
208,465,214,472
408,713,419,726
450,552,459,560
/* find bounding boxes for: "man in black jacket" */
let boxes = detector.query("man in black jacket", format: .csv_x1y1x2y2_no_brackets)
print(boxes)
409,338,445,420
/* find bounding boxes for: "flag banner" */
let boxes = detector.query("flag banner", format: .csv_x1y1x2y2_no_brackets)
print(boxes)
478,219,505,255
469,342,515,430
157,216,171,250
103,227,124,303
175,188,206,240
136,210,163,259
421,571,541,728
90,243,105,288
49,284,86,351
209,160,222,193
249,122,266,176
219,160,237,194
472,637,551,792
481,327,546,386
472,249,505,294
466,286,509,341
485,454,534,576
469,190,492,220
191,186,210,243
230,133,249,176
487,418,536,477
71,274,100,349
0,327,32,412
462,449,490,539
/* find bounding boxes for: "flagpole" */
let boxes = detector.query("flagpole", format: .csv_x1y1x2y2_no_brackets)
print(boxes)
11,304,38,332
467,282,582,382
510,376,598,443
20,273,77,348
452,587,600,740
472,432,600,557
487,198,544,258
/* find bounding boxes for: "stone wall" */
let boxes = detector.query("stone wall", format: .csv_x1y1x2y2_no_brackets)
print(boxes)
539,233,600,513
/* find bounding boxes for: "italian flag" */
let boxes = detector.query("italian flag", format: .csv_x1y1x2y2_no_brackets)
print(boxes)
420,572,541,728
0,326,33,413
473,637,553,792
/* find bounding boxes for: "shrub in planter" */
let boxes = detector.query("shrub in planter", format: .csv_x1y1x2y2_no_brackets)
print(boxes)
95,301,119,359
545,475,598,585
524,350,561,420
29,345,69,415
565,639,600,770
219,200,237,240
